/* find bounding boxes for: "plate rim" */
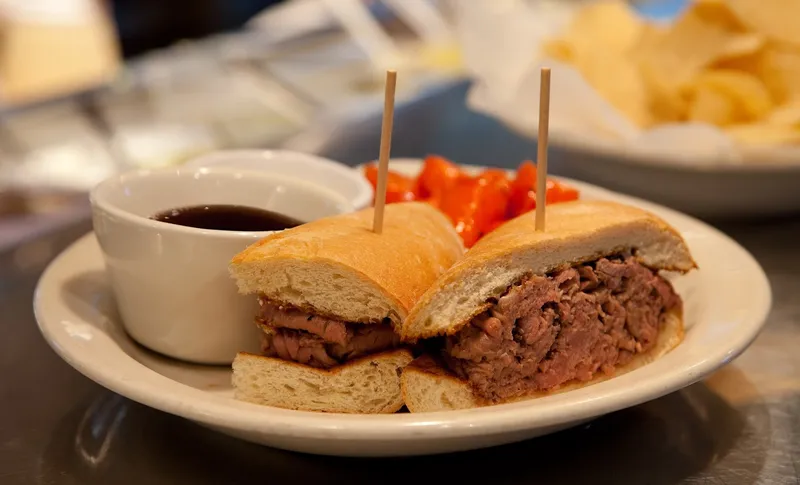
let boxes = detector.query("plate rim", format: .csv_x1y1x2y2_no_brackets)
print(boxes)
33,161,773,442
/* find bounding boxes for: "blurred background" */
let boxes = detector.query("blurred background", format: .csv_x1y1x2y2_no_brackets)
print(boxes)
3,0,774,249
0,0,477,246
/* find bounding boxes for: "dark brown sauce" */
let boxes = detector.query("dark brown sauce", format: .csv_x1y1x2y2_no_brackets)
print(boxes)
151,205,303,231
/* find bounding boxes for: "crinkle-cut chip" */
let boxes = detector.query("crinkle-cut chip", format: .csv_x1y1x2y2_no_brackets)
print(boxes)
726,0,800,47
726,123,800,146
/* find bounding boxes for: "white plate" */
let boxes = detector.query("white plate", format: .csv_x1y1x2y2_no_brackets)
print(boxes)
34,161,771,457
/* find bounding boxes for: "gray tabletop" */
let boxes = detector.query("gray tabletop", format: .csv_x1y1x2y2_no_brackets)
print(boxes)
2,83,799,484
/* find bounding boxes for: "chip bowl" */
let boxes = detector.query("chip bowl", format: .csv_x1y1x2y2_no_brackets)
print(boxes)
454,0,800,217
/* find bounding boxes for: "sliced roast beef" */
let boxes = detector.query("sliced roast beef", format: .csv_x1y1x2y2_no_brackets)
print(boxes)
258,299,399,368
263,329,339,368
443,255,681,401
259,302,350,345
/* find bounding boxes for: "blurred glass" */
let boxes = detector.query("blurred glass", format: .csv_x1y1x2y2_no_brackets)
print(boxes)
0,0,120,107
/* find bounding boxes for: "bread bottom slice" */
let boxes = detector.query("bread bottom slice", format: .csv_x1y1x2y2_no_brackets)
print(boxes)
401,310,684,413
233,348,413,413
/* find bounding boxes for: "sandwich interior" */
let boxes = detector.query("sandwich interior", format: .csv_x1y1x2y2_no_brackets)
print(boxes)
256,297,400,368
233,297,411,414
422,251,682,402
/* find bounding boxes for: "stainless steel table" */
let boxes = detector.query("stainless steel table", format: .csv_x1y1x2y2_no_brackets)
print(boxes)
2,83,799,484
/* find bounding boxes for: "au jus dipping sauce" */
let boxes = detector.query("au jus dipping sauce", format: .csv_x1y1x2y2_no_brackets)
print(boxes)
152,205,303,231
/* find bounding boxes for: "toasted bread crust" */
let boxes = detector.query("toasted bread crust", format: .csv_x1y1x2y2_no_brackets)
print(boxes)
230,202,464,324
468,201,695,273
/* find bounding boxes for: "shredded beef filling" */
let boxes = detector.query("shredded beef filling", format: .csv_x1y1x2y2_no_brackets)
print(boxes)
443,255,681,401
257,299,399,368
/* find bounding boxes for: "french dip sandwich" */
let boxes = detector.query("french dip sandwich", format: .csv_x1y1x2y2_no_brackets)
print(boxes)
229,202,463,413
399,200,696,412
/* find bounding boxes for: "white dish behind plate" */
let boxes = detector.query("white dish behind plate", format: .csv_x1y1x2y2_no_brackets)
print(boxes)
34,160,771,457
453,0,800,218
538,136,800,219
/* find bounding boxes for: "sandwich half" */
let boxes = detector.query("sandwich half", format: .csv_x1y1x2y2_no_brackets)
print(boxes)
229,201,464,413
399,200,696,412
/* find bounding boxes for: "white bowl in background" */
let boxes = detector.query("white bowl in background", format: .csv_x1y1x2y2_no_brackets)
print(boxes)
185,150,374,210
90,166,352,364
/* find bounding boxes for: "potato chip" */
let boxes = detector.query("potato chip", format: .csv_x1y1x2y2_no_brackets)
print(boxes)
717,43,800,103
691,69,774,119
576,52,654,127
687,84,740,125
726,123,800,145
541,39,574,63
762,44,800,102
766,100,800,126
717,34,766,60
682,0,765,62
726,0,800,47
639,62,690,123
542,0,800,145
692,0,747,31
545,1,652,126
564,1,642,55
632,5,764,88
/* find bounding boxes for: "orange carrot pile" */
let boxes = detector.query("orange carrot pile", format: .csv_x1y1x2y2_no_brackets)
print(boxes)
363,155,579,247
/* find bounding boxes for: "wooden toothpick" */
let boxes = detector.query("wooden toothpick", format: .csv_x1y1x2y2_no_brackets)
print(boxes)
372,70,398,234
535,67,551,232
